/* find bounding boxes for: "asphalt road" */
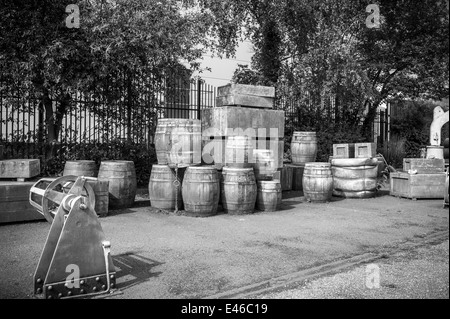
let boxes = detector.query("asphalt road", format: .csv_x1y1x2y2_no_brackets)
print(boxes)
254,240,449,299
0,190,448,299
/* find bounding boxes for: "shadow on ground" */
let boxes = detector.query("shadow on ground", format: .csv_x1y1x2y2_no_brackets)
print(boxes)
112,252,163,291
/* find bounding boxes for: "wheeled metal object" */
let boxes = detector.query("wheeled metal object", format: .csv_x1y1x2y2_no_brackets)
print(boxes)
29,176,116,299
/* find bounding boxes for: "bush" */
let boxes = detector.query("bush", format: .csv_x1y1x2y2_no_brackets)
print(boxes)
379,136,407,169
284,124,366,163
389,100,437,158
41,140,157,186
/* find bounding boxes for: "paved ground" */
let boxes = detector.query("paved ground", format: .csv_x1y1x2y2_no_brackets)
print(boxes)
0,189,448,299
255,240,449,299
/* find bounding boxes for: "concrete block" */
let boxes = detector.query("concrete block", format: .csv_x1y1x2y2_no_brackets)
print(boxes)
0,159,40,179
201,106,285,138
354,143,376,158
333,143,355,158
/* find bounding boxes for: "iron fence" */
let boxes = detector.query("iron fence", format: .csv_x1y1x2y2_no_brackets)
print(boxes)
0,70,216,160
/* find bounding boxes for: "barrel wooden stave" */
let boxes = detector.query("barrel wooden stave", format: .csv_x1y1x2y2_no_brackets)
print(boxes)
98,161,137,209
221,168,257,215
291,132,317,165
63,160,98,177
256,181,282,212
182,166,220,217
149,165,184,211
302,163,333,202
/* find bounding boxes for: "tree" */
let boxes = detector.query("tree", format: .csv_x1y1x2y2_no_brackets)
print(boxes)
359,0,449,137
0,0,212,155
197,0,449,141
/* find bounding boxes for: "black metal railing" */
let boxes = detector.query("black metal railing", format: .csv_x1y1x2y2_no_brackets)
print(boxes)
0,71,216,160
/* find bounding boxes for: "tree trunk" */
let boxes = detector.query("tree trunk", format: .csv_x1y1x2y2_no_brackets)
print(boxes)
41,90,68,159
362,100,379,141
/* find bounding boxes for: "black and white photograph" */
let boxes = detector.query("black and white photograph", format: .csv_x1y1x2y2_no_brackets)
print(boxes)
0,0,448,309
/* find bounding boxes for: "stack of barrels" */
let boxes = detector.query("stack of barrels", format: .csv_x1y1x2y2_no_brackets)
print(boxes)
286,132,333,202
62,159,138,215
223,135,281,213
150,109,284,215
150,125,282,216
150,118,224,217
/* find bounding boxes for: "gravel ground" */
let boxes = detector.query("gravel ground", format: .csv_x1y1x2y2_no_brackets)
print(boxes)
255,240,449,299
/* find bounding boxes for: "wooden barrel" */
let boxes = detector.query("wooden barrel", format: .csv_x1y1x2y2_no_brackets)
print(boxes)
221,167,257,215
291,132,317,165
149,165,185,211
85,178,109,217
154,119,202,166
225,136,254,168
63,160,98,177
256,180,282,212
98,161,137,209
182,166,220,217
302,162,333,202
331,158,378,198
253,149,277,181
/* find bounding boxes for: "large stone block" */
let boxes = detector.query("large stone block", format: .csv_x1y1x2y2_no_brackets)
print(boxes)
201,106,285,138
0,159,40,179
216,95,274,109
217,83,276,98
354,143,376,158
333,143,355,159
0,181,44,223
403,158,445,174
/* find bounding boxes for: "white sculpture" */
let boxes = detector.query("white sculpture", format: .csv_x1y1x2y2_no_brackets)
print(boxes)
430,106,449,146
